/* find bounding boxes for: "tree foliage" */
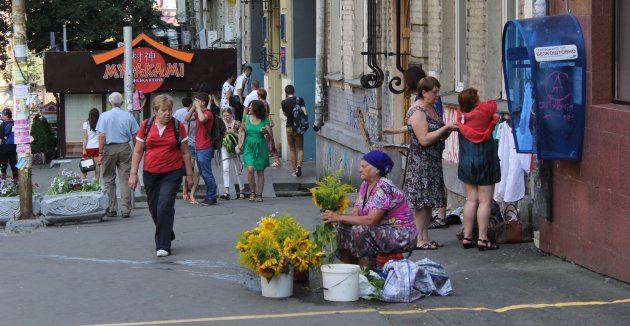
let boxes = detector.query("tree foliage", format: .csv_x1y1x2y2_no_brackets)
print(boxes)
0,1,11,72
0,0,171,71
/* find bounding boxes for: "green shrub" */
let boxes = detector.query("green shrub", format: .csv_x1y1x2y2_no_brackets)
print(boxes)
30,115,57,156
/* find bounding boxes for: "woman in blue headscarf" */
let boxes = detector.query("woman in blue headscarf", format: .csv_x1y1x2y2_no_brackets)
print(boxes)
321,150,418,269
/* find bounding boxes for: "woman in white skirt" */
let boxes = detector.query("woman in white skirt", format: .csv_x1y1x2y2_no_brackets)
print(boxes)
219,108,245,200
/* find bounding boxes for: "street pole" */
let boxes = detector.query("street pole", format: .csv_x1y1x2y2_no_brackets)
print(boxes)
123,26,133,112
12,0,33,219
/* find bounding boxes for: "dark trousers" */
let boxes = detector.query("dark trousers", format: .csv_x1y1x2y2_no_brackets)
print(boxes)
143,169,184,251
0,145,18,178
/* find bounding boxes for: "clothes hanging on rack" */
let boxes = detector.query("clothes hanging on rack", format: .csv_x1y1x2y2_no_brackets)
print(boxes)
494,121,531,203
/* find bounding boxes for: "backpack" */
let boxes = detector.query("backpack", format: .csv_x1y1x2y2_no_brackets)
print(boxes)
209,111,226,150
222,133,238,158
3,121,14,145
143,116,181,151
291,97,309,135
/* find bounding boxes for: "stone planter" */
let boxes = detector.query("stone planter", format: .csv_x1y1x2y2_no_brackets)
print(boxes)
41,191,108,225
0,196,41,225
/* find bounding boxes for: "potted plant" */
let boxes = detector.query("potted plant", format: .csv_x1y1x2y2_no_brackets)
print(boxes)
40,170,107,225
0,176,41,224
235,212,325,298
309,171,355,263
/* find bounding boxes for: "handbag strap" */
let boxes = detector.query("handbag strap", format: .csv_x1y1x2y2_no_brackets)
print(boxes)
503,203,521,223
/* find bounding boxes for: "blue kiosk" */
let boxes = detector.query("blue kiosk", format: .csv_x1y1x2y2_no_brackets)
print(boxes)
502,15,586,160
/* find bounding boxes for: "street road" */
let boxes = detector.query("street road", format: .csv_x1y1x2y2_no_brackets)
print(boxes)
1,197,629,326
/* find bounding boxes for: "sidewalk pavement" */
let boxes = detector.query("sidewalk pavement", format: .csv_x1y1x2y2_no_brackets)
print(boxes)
1,178,629,325
33,157,317,201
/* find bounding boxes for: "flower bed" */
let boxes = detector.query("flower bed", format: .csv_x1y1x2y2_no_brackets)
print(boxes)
41,170,106,225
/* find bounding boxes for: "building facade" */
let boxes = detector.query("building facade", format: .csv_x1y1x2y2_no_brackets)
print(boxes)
317,0,629,283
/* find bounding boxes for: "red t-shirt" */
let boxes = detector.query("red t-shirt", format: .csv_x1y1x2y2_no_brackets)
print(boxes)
457,100,499,143
136,119,189,173
194,110,214,150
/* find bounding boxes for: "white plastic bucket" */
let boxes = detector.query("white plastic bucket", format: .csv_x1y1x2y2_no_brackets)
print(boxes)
260,272,293,298
320,264,361,302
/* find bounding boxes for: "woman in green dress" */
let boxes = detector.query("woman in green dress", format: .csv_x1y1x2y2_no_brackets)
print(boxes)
237,100,273,202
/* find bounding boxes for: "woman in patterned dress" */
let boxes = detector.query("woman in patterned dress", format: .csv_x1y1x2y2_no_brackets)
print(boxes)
321,150,418,269
402,77,458,250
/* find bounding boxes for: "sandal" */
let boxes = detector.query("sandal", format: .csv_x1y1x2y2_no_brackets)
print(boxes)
428,218,448,229
271,161,280,167
256,195,263,202
238,192,246,200
219,193,231,200
249,192,257,202
462,237,476,249
414,242,438,250
429,240,444,248
477,239,500,251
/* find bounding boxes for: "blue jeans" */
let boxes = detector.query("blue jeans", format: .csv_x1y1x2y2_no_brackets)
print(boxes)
196,148,217,200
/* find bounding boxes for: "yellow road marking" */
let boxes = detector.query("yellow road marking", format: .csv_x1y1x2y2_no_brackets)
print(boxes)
83,298,630,326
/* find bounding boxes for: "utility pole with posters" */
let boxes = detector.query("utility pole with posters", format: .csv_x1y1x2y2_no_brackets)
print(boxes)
11,0,34,219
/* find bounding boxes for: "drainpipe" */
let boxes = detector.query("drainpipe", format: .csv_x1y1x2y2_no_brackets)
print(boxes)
313,0,326,132
236,0,242,70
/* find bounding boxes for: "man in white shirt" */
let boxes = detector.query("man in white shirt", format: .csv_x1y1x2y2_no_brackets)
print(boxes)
242,80,261,110
234,65,252,104
173,97,192,123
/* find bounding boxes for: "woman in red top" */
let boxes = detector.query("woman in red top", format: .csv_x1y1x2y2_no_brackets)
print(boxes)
457,88,501,251
129,94,194,258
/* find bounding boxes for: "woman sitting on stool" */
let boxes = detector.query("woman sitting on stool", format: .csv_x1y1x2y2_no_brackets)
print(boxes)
321,150,418,269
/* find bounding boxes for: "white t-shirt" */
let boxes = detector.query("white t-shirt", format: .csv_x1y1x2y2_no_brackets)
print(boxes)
83,121,99,149
173,107,188,123
243,90,259,108
221,82,234,108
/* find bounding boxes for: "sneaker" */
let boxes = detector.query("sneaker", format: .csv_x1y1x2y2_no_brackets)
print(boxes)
296,166,302,177
201,198,217,206
122,213,130,218
105,210,117,217
292,172,297,177
156,249,169,257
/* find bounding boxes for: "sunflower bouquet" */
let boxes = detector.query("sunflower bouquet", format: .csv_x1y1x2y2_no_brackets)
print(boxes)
310,171,355,263
235,212,325,280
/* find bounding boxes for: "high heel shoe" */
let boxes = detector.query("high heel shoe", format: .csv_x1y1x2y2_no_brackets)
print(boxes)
462,237,476,249
248,192,257,201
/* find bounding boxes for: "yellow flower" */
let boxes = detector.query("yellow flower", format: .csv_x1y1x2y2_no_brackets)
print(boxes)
296,239,311,252
259,217,279,231
310,188,320,208
338,196,350,213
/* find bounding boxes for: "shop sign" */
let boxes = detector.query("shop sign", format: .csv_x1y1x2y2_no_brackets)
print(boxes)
534,45,578,62
101,47,185,93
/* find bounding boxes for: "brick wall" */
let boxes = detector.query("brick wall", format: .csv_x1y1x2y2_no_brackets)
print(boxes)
539,0,630,283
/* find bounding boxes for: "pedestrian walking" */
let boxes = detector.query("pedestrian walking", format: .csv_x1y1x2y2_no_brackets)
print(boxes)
235,65,252,104
243,80,260,110
237,100,273,202
181,102,201,205
219,108,245,200
457,88,501,251
221,73,236,110
185,92,218,206
281,85,306,177
173,97,192,123
256,88,281,167
96,92,139,218
131,88,146,124
129,94,194,258
0,108,17,180
81,108,101,181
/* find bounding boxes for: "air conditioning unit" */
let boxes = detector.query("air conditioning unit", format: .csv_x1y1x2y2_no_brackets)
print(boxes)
223,24,235,42
198,29,207,49
207,30,219,47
